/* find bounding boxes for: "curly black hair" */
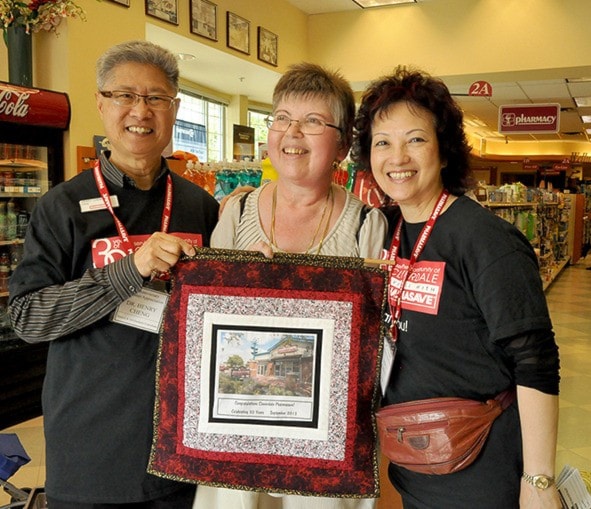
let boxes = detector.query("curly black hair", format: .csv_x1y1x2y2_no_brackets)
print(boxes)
351,66,472,196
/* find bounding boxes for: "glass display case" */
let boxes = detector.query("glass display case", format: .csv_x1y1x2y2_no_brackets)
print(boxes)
0,81,68,429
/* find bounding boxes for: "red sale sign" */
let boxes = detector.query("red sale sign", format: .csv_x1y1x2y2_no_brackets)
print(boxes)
498,103,560,134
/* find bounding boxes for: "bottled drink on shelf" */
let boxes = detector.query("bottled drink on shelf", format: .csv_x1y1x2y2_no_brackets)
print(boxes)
10,244,23,273
5,202,17,241
0,251,10,292
17,210,29,239
0,202,6,241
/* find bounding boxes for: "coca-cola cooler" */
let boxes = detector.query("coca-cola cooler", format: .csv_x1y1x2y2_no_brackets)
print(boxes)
0,81,69,429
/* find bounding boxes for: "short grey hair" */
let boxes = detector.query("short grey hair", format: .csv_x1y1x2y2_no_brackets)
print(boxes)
272,62,355,150
96,40,179,93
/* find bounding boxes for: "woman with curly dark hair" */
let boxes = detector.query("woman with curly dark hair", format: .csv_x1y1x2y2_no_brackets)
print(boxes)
352,67,560,509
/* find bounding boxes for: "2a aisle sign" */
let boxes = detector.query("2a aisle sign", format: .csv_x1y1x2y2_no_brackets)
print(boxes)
498,103,560,134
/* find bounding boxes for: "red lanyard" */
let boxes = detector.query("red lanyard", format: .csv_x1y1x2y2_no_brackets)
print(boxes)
92,160,173,255
386,190,449,340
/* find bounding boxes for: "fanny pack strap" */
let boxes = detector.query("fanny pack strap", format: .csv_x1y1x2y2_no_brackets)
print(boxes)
495,388,516,411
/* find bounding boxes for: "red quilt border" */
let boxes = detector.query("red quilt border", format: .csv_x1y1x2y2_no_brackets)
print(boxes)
149,249,387,498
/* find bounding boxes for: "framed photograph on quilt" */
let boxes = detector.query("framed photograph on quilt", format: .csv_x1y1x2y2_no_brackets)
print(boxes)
148,249,387,497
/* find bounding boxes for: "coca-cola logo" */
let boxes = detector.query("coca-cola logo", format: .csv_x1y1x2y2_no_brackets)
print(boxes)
0,81,70,129
0,88,31,119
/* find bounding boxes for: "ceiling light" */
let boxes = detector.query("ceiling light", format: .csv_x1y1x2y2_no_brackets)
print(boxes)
575,97,591,107
177,53,196,61
352,0,417,8
581,115,591,123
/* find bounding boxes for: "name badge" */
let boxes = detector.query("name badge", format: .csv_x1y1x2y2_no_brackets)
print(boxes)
380,336,396,397
111,287,169,334
80,195,120,213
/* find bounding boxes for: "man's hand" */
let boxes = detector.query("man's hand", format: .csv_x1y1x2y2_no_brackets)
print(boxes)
133,232,196,278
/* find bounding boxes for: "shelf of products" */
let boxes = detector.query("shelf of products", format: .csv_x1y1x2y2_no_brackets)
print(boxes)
0,153,45,342
482,190,570,289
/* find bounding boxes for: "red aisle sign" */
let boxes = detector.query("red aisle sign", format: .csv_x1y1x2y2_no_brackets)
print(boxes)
469,81,493,97
0,81,71,130
499,103,560,134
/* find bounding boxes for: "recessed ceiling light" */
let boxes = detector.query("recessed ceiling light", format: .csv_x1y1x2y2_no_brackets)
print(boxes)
574,97,591,107
177,53,196,61
352,0,417,7
581,115,591,124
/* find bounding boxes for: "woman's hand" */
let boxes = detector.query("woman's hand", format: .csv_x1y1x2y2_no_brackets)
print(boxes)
519,481,562,509
218,185,256,217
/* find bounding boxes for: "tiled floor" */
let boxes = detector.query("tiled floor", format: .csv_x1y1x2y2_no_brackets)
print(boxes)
2,260,591,506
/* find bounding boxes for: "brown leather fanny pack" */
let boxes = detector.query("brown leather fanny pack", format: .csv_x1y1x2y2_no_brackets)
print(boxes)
376,389,515,475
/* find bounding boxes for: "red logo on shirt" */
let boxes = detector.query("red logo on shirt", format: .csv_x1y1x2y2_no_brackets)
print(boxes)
388,259,445,315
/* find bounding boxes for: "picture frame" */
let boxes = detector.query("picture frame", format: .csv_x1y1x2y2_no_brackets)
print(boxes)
145,0,178,25
149,249,386,497
257,27,278,67
226,11,250,55
107,0,130,5
190,0,217,41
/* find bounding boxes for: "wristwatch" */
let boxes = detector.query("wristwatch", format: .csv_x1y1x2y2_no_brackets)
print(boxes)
522,472,555,489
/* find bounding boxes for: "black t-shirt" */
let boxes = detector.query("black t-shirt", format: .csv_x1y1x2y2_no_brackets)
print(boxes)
382,196,553,508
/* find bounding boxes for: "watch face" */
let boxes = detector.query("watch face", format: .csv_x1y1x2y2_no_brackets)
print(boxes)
534,476,549,489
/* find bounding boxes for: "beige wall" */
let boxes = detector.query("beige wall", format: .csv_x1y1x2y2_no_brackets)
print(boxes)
3,0,591,178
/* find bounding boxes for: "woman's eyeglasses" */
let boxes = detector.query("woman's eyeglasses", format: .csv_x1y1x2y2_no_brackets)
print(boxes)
265,115,342,135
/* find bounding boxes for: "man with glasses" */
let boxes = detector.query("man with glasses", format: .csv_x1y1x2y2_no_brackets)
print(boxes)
9,40,219,508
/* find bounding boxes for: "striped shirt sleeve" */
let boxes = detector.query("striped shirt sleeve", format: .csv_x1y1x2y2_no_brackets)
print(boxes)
9,254,144,343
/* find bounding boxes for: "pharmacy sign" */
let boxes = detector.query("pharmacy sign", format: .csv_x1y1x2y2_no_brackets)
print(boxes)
498,103,560,134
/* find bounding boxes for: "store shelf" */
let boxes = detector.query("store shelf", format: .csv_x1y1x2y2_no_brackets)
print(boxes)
485,199,569,289
0,238,24,246
542,258,570,292
0,158,48,170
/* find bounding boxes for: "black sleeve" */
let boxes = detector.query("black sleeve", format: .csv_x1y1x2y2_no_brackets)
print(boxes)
499,329,560,395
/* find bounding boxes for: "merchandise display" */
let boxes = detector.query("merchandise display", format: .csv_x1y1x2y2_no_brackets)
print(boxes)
481,184,577,288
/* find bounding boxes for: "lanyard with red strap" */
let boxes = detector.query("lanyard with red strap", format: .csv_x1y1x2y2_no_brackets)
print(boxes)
92,160,173,255
386,189,449,341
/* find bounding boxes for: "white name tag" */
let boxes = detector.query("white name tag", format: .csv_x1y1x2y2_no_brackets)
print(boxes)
111,287,169,334
380,338,396,397
80,195,120,213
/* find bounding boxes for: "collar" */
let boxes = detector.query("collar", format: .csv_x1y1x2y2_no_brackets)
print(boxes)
99,151,169,189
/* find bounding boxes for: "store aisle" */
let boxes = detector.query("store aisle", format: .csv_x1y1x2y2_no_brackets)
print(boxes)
1,261,591,506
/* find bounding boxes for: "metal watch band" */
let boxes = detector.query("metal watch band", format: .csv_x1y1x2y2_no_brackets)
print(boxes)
522,472,555,489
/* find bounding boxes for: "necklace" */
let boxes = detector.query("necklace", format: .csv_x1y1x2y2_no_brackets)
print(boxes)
269,185,334,254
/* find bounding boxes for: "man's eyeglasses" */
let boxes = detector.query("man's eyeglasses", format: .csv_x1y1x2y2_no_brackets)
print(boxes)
99,91,177,111
265,115,342,135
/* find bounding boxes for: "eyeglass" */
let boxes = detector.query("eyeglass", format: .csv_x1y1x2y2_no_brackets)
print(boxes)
99,90,177,110
265,115,342,135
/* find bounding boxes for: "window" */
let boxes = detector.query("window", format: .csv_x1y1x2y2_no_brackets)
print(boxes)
248,109,270,158
175,90,226,162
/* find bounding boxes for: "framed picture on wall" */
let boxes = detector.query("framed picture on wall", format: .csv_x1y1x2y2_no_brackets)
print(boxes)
226,11,250,55
257,27,278,66
145,0,178,25
190,0,217,41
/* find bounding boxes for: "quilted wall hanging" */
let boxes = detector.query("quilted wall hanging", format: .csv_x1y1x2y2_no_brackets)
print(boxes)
149,249,387,498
